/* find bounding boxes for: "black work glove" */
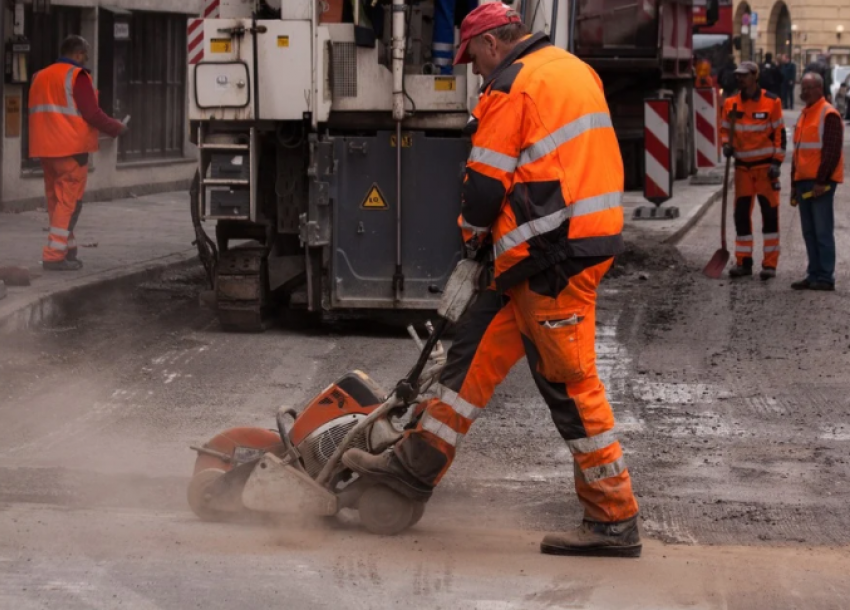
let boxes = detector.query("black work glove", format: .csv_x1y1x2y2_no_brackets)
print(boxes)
722,144,734,159
768,164,781,179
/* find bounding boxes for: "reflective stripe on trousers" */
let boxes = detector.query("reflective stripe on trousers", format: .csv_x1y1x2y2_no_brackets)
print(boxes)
395,263,639,522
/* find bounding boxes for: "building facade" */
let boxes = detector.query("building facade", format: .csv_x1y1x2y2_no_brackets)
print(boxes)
1,0,203,211
733,0,850,68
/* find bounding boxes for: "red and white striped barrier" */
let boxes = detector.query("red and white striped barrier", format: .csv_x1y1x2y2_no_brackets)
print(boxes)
188,0,221,65
694,87,720,168
644,99,673,204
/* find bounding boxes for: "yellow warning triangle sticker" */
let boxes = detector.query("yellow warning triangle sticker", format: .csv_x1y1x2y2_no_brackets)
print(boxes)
361,183,389,209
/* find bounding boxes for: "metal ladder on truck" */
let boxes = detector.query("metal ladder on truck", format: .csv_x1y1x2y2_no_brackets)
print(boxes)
194,124,270,332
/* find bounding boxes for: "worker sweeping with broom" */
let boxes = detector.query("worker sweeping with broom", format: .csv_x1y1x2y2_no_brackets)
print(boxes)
719,61,787,280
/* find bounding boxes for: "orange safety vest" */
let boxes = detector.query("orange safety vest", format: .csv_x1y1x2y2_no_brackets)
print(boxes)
459,33,623,291
793,97,844,184
28,62,99,158
720,89,786,167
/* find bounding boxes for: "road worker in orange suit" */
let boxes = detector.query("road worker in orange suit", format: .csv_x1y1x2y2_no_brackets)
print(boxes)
695,58,715,88
720,60,786,280
28,35,128,271
344,3,641,558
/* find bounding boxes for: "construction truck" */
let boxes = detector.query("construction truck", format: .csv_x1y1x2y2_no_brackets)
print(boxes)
188,0,715,331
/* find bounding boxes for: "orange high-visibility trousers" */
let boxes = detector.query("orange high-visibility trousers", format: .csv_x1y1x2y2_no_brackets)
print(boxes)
41,157,88,263
733,165,780,269
395,259,639,524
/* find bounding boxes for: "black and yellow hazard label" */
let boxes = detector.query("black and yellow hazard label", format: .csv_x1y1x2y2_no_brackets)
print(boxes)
361,183,389,209
210,38,232,53
390,133,412,148
277,36,289,47
434,76,456,91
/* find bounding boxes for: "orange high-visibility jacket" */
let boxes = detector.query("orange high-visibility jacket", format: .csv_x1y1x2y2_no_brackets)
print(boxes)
458,33,624,291
28,62,99,158
720,89,786,167
793,97,845,184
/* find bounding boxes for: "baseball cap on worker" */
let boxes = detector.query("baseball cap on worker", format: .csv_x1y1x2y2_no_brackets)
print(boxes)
453,2,523,65
734,61,759,76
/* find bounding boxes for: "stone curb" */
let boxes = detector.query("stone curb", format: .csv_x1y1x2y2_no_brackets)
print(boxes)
0,250,199,335
662,184,725,246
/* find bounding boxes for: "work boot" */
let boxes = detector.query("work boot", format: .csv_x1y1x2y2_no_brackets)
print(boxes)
809,281,835,292
540,516,642,558
759,268,776,281
790,278,811,290
65,249,82,265
728,265,753,278
43,259,83,271
342,448,433,502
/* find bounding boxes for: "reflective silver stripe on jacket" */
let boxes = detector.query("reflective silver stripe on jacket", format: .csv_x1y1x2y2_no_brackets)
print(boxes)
436,384,481,421
49,226,71,237
518,113,613,167
763,245,780,253
736,246,753,253
30,68,80,117
795,104,832,150
733,123,774,132
460,216,490,234
47,240,68,251
494,191,622,258
421,413,462,447
469,146,518,173
566,429,619,455
582,456,627,484
735,147,779,159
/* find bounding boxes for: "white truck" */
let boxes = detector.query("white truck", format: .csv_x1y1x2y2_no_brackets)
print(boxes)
187,0,702,331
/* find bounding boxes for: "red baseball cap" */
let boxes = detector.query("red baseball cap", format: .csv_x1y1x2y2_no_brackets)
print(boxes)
453,3,523,65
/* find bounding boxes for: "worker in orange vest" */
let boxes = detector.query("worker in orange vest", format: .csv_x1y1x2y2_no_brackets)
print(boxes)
695,58,715,88
28,35,128,271
790,72,844,291
343,3,640,558
720,61,786,280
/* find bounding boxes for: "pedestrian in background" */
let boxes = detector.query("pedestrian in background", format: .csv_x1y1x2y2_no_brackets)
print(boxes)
721,61,786,280
718,54,738,98
780,54,797,110
805,57,832,103
759,52,783,97
28,35,128,271
790,72,844,291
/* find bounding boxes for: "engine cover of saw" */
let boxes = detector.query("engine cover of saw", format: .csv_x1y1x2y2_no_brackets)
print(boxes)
288,370,386,446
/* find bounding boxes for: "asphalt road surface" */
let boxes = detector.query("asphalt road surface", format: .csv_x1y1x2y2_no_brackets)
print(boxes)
1,143,849,609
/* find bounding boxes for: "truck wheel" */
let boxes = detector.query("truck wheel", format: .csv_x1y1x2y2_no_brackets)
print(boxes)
357,485,415,536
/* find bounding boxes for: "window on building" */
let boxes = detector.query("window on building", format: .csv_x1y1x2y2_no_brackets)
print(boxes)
107,11,188,163
21,6,83,169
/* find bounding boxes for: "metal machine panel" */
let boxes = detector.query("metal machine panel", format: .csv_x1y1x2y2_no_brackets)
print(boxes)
194,61,251,110
330,132,468,308
189,19,314,121
257,21,313,120
189,19,254,121
327,34,468,112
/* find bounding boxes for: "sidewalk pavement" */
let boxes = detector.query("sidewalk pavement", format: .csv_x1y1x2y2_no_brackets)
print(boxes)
0,192,196,333
623,177,724,245
0,180,723,333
